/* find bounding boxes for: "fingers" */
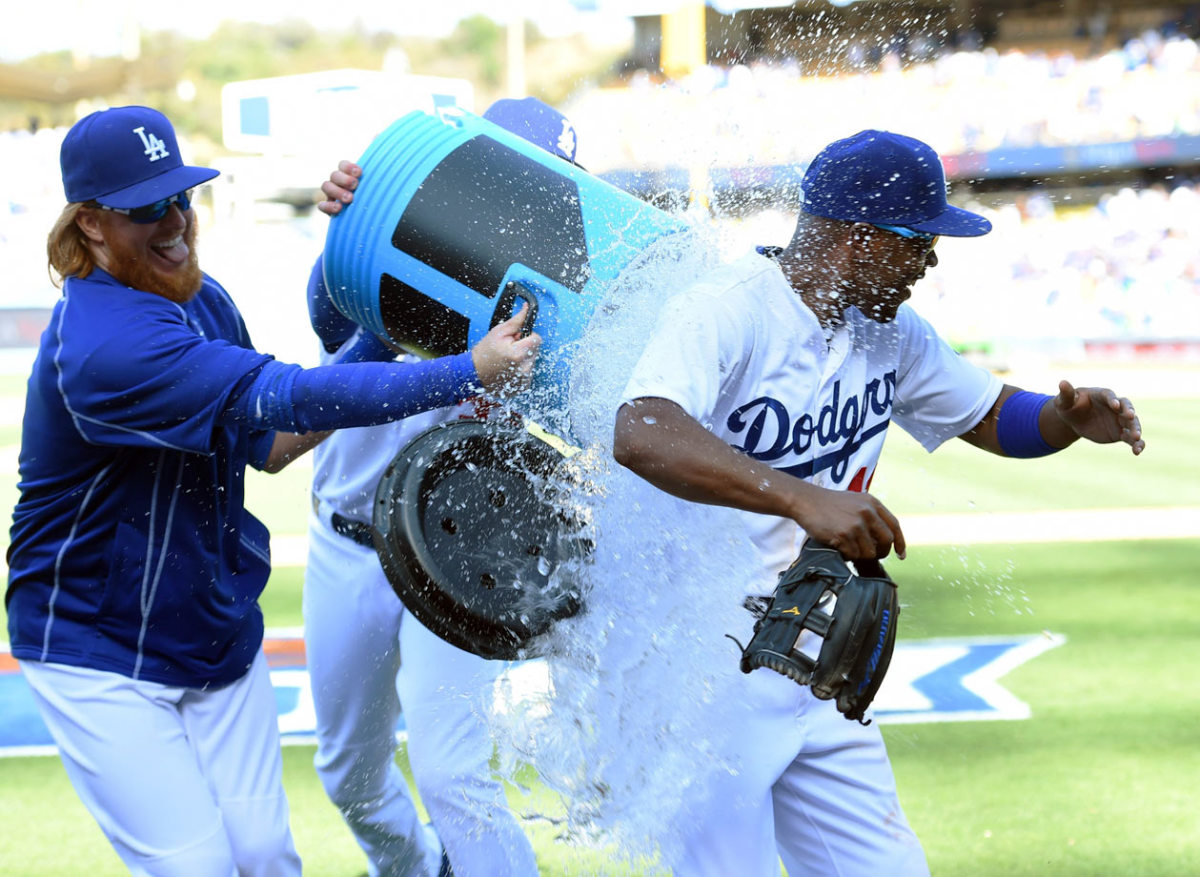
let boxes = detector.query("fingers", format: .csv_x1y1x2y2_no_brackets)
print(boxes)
506,335,541,382
513,332,542,358
1073,384,1146,455
471,321,541,395
820,495,904,561
316,193,342,216
317,162,362,216
497,303,534,335
1054,378,1078,412
1115,395,1145,454
855,516,902,560
329,166,360,194
879,504,906,560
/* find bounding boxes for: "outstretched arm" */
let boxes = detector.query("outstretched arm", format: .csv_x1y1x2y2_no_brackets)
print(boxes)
960,380,1144,456
613,397,908,560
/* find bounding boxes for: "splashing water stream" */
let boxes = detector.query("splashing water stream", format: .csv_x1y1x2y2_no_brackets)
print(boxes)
483,222,766,864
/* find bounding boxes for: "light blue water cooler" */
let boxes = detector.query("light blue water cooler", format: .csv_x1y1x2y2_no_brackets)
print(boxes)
323,108,688,435
329,108,689,656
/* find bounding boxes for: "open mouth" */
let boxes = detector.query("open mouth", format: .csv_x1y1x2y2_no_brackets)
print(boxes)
150,234,189,267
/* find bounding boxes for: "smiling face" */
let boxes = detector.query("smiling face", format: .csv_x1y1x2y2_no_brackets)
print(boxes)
76,198,202,303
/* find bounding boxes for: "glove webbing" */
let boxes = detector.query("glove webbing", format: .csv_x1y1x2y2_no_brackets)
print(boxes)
738,564,833,682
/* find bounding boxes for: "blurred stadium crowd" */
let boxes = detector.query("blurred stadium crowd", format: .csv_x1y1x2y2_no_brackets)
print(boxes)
2,24,1198,349
575,25,1200,168
897,182,1199,348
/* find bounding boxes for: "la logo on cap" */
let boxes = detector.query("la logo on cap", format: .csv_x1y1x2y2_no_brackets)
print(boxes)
134,126,170,162
60,105,220,207
555,121,577,164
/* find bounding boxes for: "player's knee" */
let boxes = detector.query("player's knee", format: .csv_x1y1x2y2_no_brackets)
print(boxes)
227,821,300,876
314,747,391,808
222,800,301,876
118,819,238,877
416,768,504,818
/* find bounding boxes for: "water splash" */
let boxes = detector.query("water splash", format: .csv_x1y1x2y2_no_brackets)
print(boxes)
486,223,762,864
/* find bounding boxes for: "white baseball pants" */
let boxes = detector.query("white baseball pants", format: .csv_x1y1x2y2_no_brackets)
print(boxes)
21,652,301,877
666,649,930,877
303,509,538,877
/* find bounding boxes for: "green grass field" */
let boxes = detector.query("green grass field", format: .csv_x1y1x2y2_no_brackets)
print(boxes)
1,388,1197,875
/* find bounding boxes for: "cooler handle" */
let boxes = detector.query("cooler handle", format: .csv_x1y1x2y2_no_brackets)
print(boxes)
491,281,539,338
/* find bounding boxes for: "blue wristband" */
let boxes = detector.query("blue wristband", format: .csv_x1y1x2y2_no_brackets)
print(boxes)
996,391,1058,458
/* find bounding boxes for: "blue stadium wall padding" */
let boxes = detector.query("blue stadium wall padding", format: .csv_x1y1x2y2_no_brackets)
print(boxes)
323,108,688,418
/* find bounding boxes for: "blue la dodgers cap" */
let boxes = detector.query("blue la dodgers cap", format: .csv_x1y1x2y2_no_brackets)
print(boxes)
800,129,991,237
483,96,579,165
61,105,219,208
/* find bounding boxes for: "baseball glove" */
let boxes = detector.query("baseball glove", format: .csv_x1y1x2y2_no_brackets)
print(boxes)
735,540,899,724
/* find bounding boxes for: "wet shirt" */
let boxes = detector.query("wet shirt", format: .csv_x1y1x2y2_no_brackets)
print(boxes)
622,249,1003,595
6,269,275,687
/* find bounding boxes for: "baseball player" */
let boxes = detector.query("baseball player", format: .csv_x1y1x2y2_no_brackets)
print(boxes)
612,130,1144,875
5,105,538,877
303,97,580,877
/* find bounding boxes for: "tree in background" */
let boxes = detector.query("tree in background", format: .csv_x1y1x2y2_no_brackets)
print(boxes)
0,16,623,150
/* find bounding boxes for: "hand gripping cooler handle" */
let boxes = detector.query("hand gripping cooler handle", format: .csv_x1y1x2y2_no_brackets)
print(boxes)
491,281,539,338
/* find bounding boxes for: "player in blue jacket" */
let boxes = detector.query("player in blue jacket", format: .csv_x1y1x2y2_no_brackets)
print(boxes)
5,105,539,877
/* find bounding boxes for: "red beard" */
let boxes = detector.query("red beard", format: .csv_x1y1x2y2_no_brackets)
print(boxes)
101,216,204,304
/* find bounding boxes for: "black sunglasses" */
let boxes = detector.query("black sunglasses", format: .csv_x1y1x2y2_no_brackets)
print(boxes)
94,190,193,224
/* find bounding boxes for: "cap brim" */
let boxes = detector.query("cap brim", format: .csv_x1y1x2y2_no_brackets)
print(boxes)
908,205,992,237
95,165,220,209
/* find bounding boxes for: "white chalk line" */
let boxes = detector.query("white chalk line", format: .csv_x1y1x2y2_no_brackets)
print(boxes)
264,506,1200,566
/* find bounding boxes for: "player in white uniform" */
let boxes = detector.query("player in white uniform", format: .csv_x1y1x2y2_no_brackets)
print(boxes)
613,130,1144,876
304,98,581,877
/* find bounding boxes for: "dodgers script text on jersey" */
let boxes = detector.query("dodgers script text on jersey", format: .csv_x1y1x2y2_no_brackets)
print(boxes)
728,372,896,484
623,250,1003,593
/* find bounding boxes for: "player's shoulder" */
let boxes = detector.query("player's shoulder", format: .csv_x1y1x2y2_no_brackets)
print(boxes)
190,272,238,312
198,271,233,298
723,248,785,290
672,250,788,316
852,304,967,380
61,271,177,331
891,303,947,347
184,273,253,332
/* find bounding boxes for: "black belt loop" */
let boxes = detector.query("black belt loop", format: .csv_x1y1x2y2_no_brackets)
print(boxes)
312,493,376,549
331,511,376,549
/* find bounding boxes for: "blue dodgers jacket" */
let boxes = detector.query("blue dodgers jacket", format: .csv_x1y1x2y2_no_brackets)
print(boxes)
6,269,276,688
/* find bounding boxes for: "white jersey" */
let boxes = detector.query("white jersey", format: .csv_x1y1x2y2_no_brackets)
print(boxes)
304,346,539,876
622,250,1003,595
311,351,475,523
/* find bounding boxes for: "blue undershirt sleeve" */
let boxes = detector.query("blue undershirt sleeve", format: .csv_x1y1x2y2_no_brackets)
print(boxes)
223,353,479,433
335,326,398,364
307,253,358,353
247,428,276,469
